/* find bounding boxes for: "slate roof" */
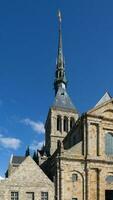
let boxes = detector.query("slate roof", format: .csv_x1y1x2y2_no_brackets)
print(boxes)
11,156,25,165
53,86,78,112
95,92,112,107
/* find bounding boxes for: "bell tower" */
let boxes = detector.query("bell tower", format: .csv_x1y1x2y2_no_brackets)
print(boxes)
45,11,79,155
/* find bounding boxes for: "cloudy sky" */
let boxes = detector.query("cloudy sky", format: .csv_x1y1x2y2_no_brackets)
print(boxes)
0,0,113,177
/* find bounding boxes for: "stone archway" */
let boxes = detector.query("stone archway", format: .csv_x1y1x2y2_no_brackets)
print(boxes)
71,170,84,200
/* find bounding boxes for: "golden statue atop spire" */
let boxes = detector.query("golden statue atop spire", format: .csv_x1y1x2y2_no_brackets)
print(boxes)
58,10,62,23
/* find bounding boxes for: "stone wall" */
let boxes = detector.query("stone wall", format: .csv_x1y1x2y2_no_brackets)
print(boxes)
0,156,54,200
45,107,78,155
57,101,113,200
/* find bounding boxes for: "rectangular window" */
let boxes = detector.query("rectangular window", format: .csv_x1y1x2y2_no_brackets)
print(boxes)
72,198,77,200
41,192,48,200
11,192,19,200
26,192,34,200
105,133,113,155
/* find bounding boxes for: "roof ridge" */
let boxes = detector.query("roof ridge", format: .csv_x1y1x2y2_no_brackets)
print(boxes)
95,92,112,107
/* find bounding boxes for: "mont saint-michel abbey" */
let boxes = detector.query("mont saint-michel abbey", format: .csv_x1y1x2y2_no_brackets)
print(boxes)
1,11,113,200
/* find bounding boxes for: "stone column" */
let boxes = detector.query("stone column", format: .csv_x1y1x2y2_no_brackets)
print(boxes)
97,169,101,200
56,157,60,200
68,117,70,132
98,123,102,156
61,116,64,134
84,163,89,200
97,124,100,156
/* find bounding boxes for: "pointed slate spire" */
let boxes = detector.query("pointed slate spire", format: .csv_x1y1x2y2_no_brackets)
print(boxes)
33,151,39,165
95,92,112,107
25,146,30,157
57,10,63,68
54,10,67,95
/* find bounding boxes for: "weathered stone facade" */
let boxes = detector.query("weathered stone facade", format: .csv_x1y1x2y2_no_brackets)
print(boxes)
0,156,54,200
45,107,78,155
46,97,113,200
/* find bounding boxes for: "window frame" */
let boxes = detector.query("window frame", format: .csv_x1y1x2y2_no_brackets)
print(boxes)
64,116,68,132
57,115,62,132
26,192,34,200
72,173,78,182
105,132,113,155
11,192,19,200
41,192,48,200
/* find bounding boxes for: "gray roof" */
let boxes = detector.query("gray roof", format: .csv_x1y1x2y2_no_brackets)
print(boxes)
53,86,77,112
95,92,112,107
11,156,25,165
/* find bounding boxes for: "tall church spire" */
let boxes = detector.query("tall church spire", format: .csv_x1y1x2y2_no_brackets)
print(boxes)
45,11,79,155
53,10,77,112
54,10,67,95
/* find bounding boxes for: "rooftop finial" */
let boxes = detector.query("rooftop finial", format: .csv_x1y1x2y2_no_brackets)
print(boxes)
58,10,62,23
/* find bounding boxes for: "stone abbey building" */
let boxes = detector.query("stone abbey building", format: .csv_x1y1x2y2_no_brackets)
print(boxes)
1,11,113,200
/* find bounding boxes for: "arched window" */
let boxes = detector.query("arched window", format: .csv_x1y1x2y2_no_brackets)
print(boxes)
57,115,62,132
72,173,78,182
64,117,68,132
70,117,75,129
105,132,113,155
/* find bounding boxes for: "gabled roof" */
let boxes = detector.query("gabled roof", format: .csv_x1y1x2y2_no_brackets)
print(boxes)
11,156,25,165
95,92,112,107
53,86,77,112
8,156,53,186
87,92,113,116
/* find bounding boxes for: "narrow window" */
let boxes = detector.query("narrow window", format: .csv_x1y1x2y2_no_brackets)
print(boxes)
70,117,75,129
72,198,78,200
41,192,48,200
59,71,62,77
105,132,113,155
11,192,19,200
57,115,61,132
64,117,68,132
72,173,78,182
26,192,34,200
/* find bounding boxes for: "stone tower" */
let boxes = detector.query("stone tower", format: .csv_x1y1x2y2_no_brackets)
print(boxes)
45,11,79,155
